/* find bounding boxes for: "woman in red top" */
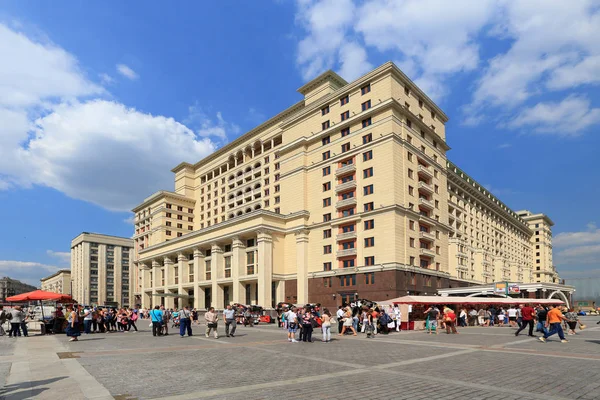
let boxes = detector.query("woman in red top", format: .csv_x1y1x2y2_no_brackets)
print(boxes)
443,307,458,334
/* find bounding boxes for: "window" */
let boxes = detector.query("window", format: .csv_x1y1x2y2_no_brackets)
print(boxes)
275,196,280,204
361,100,371,111
410,238,415,247
409,256,415,266
341,191,354,200
341,157,353,166
341,175,354,183
322,151,330,160
323,166,331,176
342,241,355,249
341,208,355,217
361,84,371,95
363,167,373,178
343,259,355,268
322,136,330,146
362,133,372,144
341,127,350,137
323,198,331,207
323,213,331,222
323,277,332,287
364,202,374,212
364,219,374,230
177,206,183,211
166,221,171,227
275,184,280,192
339,274,356,286
341,111,349,121
408,186,414,196
365,272,375,284
364,237,374,247
408,169,413,178
275,207,280,214
341,143,350,153
365,256,375,266
323,229,332,238
342,224,355,233
404,87,410,96
407,119,412,128
340,95,349,106
166,204,172,209
323,262,332,271
177,223,183,228
322,121,330,130
323,182,331,191
177,215,183,220
363,184,374,195
166,212,172,218
363,150,373,161
407,152,413,161
362,117,372,128
409,220,415,230
323,245,332,254
188,217,194,222
166,230,171,236
322,105,329,115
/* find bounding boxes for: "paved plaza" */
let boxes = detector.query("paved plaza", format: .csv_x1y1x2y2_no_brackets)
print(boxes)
2,317,600,399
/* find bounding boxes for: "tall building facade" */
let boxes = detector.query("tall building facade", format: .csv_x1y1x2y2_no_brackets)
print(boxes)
517,210,557,283
71,232,133,306
132,62,556,310
40,270,72,295
0,277,37,302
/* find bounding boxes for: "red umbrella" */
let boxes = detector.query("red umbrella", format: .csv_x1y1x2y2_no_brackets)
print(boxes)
6,290,73,303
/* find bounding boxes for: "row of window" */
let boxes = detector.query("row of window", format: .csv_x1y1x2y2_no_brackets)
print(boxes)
166,204,193,213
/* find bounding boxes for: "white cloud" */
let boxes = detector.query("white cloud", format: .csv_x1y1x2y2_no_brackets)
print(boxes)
123,215,135,225
116,64,138,80
46,250,71,265
555,223,600,248
0,23,223,212
185,104,240,142
0,260,60,287
99,73,114,85
498,143,512,149
0,23,103,108
508,95,600,135
338,42,372,81
555,223,600,269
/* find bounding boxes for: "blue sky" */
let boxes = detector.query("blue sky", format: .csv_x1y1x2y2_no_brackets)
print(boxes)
0,1,599,286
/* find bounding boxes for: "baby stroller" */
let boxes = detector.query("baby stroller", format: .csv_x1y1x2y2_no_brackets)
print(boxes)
365,322,375,338
171,315,180,328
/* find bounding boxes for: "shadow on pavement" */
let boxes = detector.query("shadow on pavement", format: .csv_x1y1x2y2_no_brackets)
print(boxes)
0,376,67,398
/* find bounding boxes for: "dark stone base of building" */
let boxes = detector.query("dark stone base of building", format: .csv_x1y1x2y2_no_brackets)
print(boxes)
306,270,470,310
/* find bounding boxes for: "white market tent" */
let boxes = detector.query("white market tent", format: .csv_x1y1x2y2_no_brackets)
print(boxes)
377,295,564,306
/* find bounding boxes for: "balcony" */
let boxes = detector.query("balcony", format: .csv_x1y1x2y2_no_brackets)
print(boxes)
253,187,261,196
337,248,357,257
418,181,433,194
244,171,253,179
418,165,433,178
336,231,357,241
335,164,356,176
420,248,435,257
335,181,357,193
418,198,434,210
457,250,468,258
336,197,357,209
419,231,435,241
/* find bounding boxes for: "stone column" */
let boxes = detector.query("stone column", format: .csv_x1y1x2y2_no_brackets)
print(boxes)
231,237,245,304
151,260,161,308
193,248,204,309
163,256,175,309
257,231,273,308
177,253,186,306
295,229,309,304
275,280,285,305
211,244,224,309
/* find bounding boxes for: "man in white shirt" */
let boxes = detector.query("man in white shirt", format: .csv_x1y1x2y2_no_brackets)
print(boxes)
83,307,93,334
336,306,345,334
507,306,518,328
286,307,299,343
394,306,402,332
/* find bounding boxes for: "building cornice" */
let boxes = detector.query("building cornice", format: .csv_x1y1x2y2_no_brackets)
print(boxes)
297,69,347,95
40,269,71,283
132,190,196,213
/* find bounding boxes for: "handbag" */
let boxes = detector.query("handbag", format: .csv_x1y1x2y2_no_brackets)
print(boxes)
208,322,217,328
579,324,586,330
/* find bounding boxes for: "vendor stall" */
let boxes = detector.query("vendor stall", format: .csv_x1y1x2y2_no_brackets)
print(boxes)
6,290,74,334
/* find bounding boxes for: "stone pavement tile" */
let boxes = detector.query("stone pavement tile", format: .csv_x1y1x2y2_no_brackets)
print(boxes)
397,350,599,399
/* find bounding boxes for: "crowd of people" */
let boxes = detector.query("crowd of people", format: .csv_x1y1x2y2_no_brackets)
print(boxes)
0,305,32,337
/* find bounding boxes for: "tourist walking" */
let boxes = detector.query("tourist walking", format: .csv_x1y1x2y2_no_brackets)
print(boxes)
564,308,580,335
192,308,199,326
0,306,8,336
458,308,467,327
535,305,548,336
83,306,93,334
336,306,345,334
339,307,358,336
161,306,170,335
507,306,518,327
425,305,440,334
128,308,138,332
9,306,24,338
515,303,536,337
497,308,506,327
20,311,29,337
205,307,219,339
539,305,568,343
178,306,192,337
223,304,236,337
150,306,163,337
321,308,332,342
516,304,524,329
65,304,80,342
468,308,477,326
286,307,299,342
443,307,458,334
394,305,402,331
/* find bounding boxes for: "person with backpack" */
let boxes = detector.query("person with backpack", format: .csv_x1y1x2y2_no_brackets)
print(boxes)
424,305,440,334
379,310,392,334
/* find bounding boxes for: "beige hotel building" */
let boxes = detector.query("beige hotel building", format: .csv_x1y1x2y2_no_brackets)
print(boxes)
40,269,72,295
131,62,558,310
71,232,133,306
